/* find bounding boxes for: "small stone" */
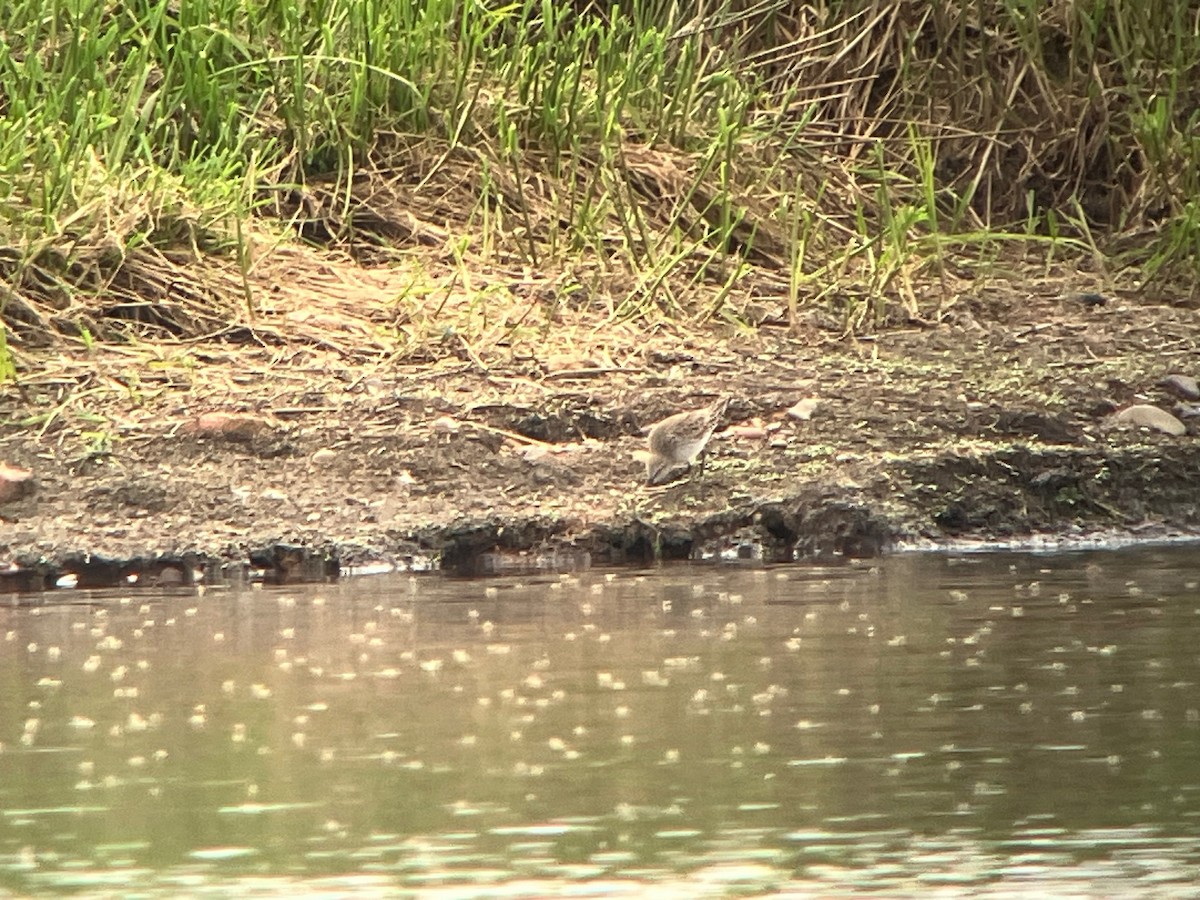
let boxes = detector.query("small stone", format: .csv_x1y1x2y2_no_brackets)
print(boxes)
729,425,768,440
1160,374,1200,401
1112,405,1187,436
787,398,820,421
431,416,461,435
0,464,34,504
154,567,185,587
1174,402,1200,419
187,412,266,440
521,445,550,463
312,448,337,463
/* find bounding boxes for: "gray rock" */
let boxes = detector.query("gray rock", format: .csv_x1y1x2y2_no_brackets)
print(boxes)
1113,404,1187,436
1174,402,1200,419
1160,374,1200,401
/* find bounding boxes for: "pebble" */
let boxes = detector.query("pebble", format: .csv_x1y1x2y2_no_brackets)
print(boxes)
0,463,34,504
1160,374,1200,401
521,445,550,463
729,425,768,439
787,398,820,421
1112,404,1187,436
187,412,267,440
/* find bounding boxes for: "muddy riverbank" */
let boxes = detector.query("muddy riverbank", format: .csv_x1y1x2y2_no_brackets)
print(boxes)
2,279,1198,589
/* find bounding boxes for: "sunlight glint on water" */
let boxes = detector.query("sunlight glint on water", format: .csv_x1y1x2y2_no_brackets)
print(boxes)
1,546,1200,896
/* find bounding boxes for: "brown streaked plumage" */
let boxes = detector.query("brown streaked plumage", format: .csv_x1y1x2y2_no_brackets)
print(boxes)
645,398,729,485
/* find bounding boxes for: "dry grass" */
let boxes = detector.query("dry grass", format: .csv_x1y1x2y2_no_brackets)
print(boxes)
2,0,1198,378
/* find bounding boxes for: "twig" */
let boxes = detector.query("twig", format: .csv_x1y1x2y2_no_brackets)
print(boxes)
543,366,647,380
461,419,553,448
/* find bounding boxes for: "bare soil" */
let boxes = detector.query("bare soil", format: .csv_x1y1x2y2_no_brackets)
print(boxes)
2,265,1199,589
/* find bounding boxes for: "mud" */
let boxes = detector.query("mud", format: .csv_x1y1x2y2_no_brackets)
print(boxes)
2,285,1199,589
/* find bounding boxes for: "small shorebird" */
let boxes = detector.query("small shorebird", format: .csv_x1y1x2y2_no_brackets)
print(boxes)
645,398,729,485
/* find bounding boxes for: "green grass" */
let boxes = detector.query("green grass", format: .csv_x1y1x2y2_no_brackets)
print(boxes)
2,0,1199,361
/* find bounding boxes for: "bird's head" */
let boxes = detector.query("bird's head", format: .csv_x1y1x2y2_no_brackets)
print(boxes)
646,453,673,485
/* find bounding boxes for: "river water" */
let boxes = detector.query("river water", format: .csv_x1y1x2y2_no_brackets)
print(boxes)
2,545,1199,897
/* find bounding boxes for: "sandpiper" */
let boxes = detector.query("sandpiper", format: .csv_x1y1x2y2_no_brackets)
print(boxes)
645,398,729,485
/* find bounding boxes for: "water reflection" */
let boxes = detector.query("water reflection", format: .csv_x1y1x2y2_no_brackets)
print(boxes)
2,546,1200,895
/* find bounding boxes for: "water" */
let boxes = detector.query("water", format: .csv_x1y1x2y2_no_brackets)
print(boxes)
2,546,1200,896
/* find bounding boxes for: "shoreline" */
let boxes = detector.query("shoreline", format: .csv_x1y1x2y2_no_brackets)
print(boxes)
4,289,1198,592
7,525,1200,594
